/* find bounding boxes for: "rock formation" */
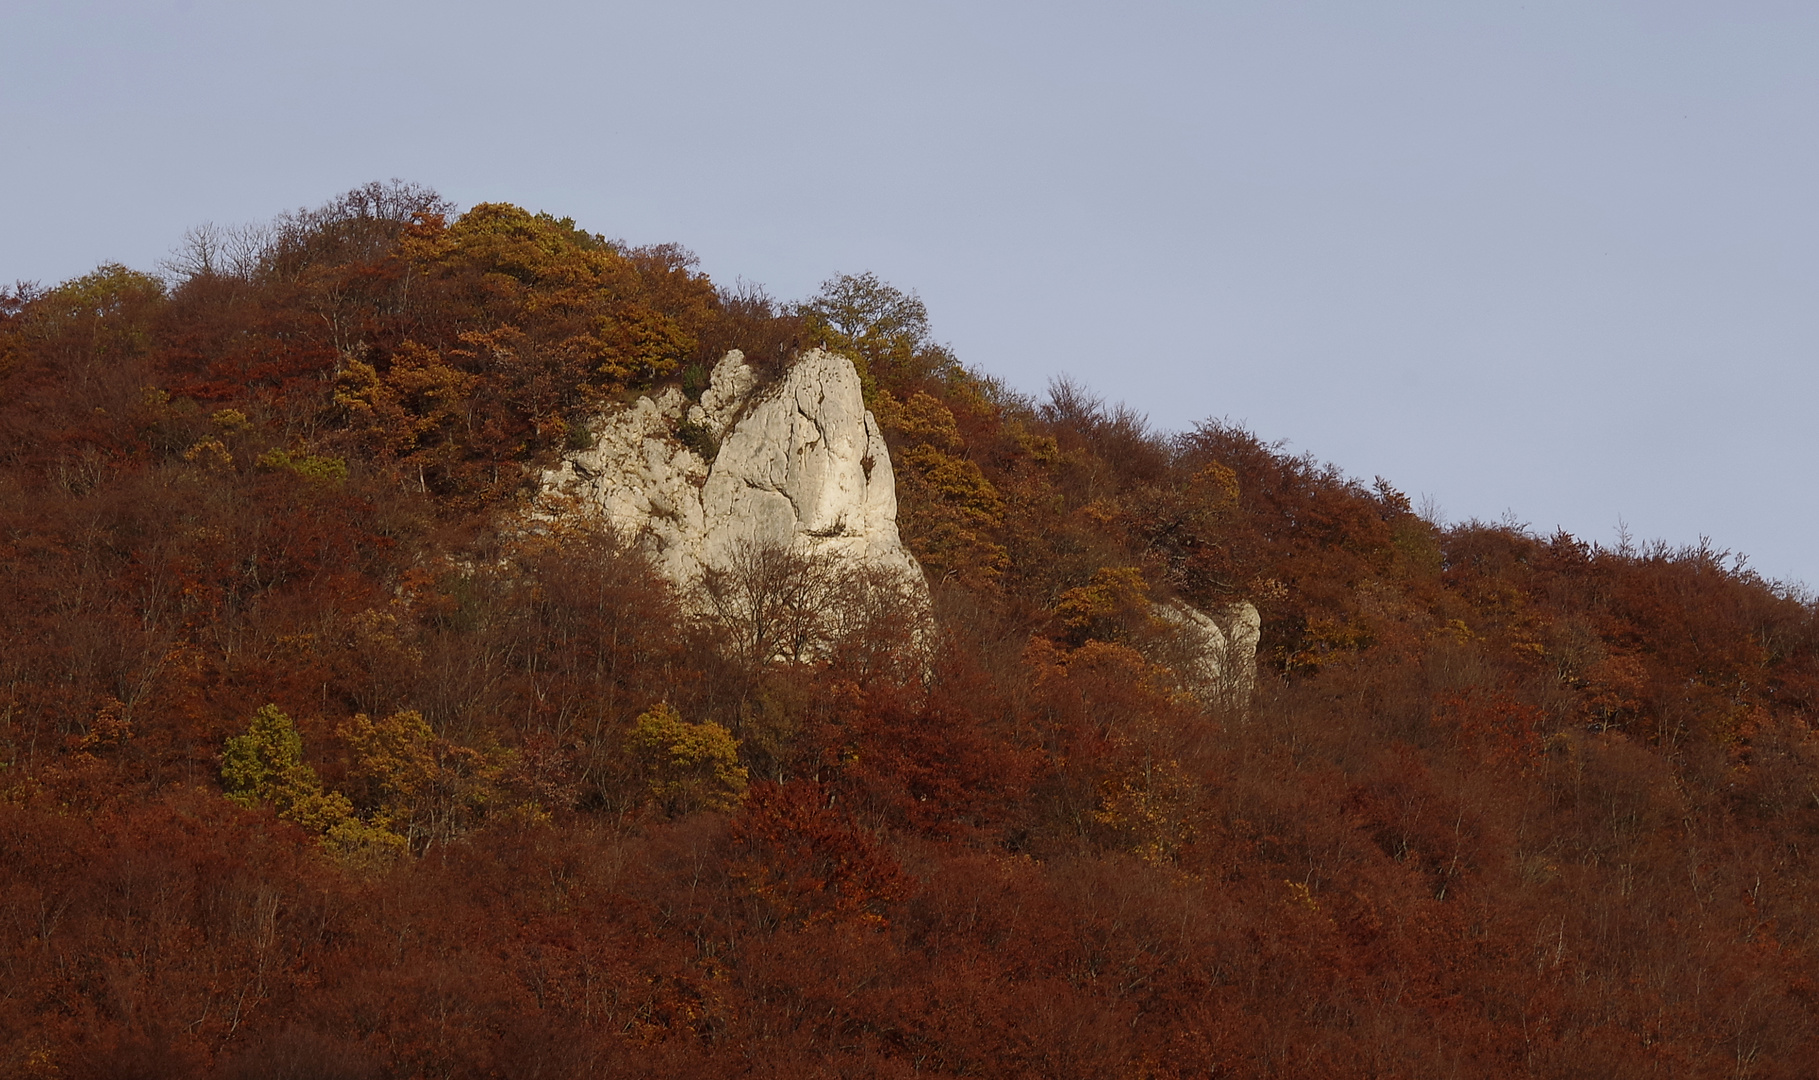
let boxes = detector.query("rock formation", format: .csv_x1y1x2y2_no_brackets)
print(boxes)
539,346,1260,689
538,349,929,656
1152,598,1261,709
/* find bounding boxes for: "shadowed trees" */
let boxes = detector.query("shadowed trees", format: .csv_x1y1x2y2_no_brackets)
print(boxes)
2,187,1817,1078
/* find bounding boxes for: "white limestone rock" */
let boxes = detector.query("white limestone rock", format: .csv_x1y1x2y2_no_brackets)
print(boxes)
540,348,929,641
686,349,761,434
1152,598,1261,708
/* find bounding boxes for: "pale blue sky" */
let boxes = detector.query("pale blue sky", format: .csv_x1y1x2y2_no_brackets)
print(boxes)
6,1,1817,585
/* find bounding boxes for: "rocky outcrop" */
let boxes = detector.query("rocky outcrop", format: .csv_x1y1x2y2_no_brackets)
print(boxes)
538,349,929,650
692,349,919,587
538,346,1260,686
1152,598,1261,708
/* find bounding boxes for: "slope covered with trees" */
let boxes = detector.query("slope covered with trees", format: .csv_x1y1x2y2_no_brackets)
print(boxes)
2,183,1817,1078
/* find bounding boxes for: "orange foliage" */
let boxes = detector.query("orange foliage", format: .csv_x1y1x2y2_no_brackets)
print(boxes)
1,186,1817,1077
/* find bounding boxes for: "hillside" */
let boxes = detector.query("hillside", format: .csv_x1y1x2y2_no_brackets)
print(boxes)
3,183,1817,1078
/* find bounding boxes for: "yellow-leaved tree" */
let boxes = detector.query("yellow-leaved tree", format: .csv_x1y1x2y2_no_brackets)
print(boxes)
220,705,403,860
870,390,1009,584
338,709,506,853
627,704,748,816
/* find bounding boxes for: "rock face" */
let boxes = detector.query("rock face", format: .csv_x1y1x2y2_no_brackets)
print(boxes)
539,345,1259,689
1152,598,1261,708
539,349,929,645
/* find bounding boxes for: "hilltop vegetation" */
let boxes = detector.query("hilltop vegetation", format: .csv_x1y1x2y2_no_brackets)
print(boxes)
3,183,1818,1078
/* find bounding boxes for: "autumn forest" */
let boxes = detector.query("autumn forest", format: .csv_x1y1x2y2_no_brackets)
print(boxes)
3,182,1817,1078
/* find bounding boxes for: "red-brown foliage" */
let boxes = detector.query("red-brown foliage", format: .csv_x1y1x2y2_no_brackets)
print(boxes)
2,187,1816,1077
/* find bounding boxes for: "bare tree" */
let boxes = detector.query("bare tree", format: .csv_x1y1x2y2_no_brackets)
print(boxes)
157,180,454,288
160,221,274,283
820,559,937,681
700,536,840,666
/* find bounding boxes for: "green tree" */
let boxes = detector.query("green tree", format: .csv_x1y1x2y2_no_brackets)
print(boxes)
800,272,957,394
220,705,358,836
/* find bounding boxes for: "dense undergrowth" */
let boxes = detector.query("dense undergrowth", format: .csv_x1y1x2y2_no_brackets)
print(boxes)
2,183,1817,1078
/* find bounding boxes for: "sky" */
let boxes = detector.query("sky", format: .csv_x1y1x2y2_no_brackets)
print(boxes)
5,1,1817,586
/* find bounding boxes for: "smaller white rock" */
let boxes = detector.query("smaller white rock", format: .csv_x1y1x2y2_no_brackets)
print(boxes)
1152,598,1260,708
693,350,761,435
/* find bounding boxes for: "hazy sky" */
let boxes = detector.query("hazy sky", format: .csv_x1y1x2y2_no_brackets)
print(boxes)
6,1,1817,586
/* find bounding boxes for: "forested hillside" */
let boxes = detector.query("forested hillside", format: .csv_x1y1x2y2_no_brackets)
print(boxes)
3,183,1817,1078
